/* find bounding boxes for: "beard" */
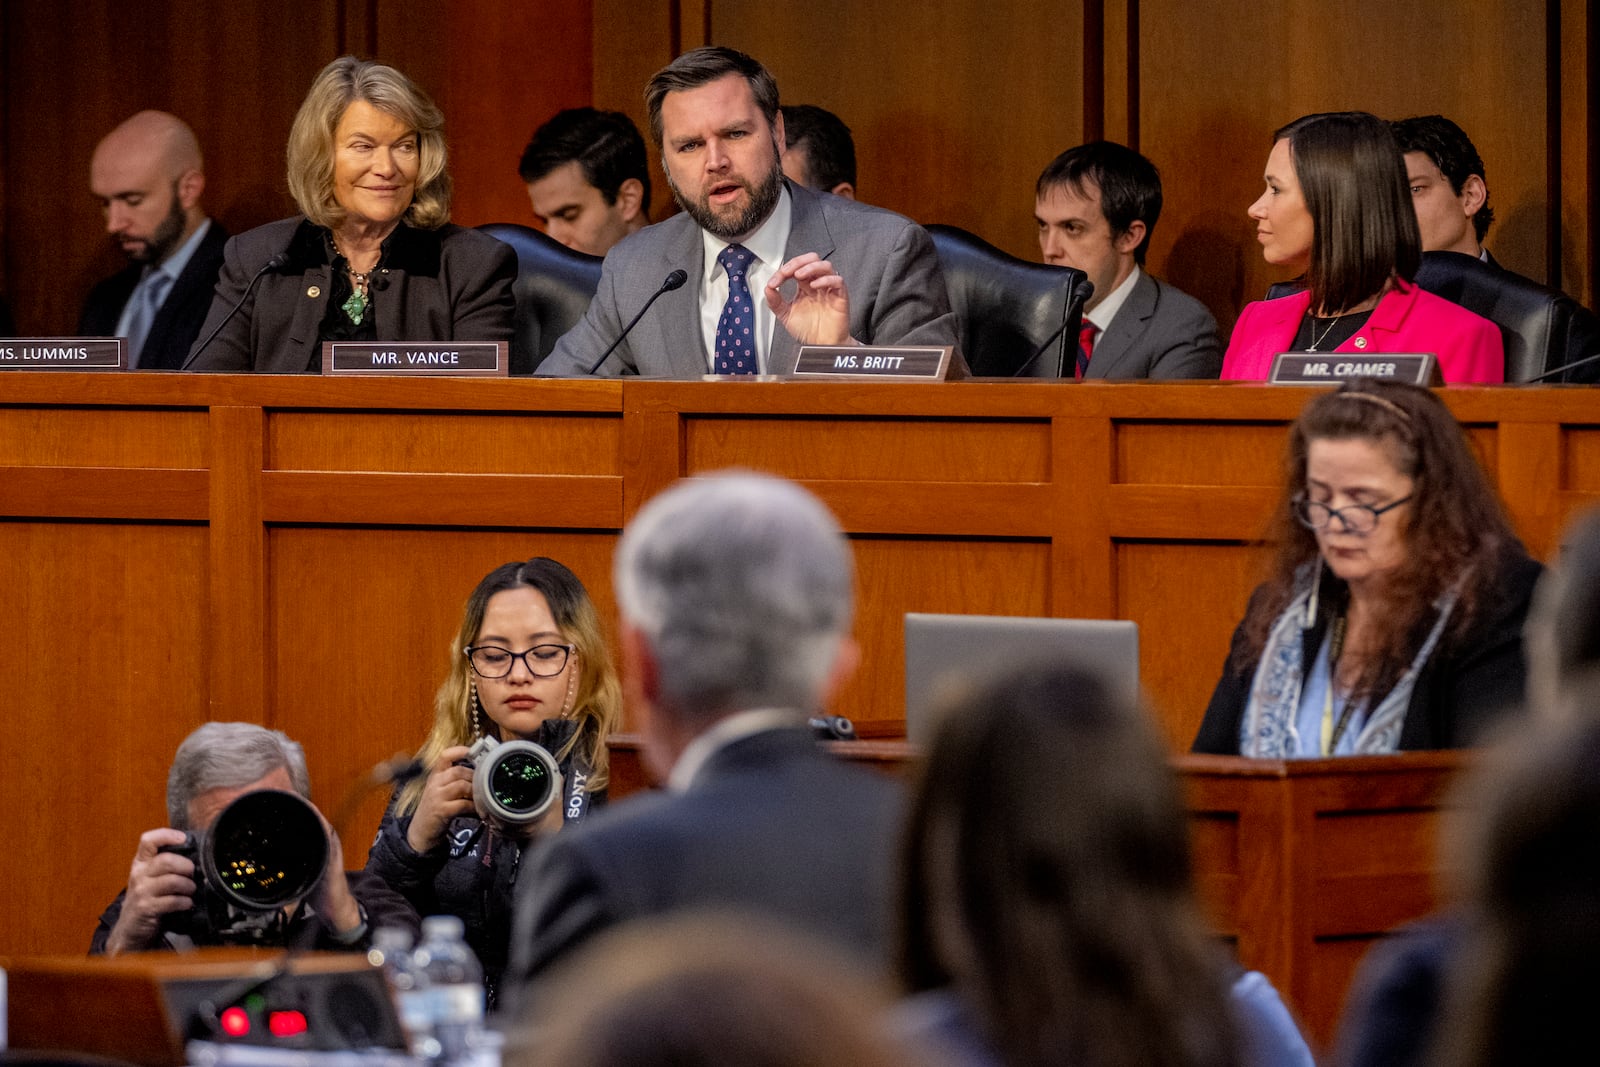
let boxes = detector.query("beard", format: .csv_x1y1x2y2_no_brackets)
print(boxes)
120,185,188,264
667,142,784,242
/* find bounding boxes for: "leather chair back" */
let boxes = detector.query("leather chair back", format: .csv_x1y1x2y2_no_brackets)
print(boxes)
478,223,604,374
1413,251,1578,383
926,224,1091,378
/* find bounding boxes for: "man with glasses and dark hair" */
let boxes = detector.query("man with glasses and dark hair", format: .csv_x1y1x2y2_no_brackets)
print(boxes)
92,722,417,954
518,108,652,256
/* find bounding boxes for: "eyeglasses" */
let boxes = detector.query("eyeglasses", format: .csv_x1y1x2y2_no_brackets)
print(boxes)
463,643,575,679
1292,494,1414,534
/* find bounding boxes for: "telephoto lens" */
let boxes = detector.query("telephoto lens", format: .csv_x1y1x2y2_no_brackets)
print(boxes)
464,736,560,828
203,790,330,911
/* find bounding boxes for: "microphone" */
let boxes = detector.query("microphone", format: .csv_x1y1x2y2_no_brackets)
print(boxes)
180,251,290,370
1523,349,1600,383
1011,279,1094,378
580,269,689,376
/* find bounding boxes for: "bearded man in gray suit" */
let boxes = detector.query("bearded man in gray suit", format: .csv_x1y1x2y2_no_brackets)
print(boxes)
538,47,959,377
1035,141,1220,379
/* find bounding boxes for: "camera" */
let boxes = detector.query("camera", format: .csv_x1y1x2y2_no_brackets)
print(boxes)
464,736,561,828
160,789,329,944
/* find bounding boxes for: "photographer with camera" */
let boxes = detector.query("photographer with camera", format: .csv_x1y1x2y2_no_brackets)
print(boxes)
363,557,621,1010
91,722,419,955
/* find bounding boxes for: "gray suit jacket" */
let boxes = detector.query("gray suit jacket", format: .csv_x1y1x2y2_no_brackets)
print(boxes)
538,182,960,377
505,725,903,992
1085,271,1221,379
186,216,515,373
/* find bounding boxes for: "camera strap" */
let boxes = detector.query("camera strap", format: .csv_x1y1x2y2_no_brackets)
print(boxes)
562,750,593,824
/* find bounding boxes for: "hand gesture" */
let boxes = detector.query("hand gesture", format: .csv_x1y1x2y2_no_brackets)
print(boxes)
311,814,363,937
103,828,196,955
405,746,476,853
764,253,852,346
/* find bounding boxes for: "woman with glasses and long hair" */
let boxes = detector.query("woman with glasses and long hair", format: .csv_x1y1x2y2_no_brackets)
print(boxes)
365,557,621,1006
1193,380,1541,756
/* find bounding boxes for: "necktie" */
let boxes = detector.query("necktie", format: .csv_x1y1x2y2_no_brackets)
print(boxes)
1076,321,1099,380
124,267,173,369
714,244,758,375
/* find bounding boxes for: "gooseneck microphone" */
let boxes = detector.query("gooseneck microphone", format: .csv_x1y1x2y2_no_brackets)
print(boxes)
180,251,290,370
1524,349,1600,383
1010,279,1095,379
581,269,690,376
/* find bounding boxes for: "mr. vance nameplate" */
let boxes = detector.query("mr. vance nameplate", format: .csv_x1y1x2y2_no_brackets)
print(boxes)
322,341,508,376
0,338,124,370
1269,352,1442,386
790,344,953,380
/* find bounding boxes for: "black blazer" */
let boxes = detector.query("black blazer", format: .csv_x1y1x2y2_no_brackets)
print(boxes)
1193,551,1544,754
186,216,516,372
77,220,229,369
505,724,904,990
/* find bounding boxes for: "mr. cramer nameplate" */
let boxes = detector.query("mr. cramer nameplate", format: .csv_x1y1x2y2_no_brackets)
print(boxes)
790,344,953,380
1269,352,1442,386
0,339,124,370
322,341,508,376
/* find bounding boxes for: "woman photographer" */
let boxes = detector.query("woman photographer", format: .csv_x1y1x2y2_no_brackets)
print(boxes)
365,557,621,1006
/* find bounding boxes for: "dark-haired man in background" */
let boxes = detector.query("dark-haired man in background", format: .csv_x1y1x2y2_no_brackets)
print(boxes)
1393,114,1600,383
781,104,856,200
1034,141,1219,379
518,107,652,257
537,46,958,377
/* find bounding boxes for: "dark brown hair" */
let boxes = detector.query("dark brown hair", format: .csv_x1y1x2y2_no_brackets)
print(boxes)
1276,111,1420,314
1238,379,1521,703
898,661,1239,1067
644,46,779,148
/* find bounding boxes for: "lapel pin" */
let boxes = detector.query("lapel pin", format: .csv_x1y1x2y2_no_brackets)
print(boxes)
307,286,321,298
1354,336,1367,349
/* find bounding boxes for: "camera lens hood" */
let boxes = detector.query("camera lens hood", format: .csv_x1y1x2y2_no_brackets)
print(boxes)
200,789,329,912
467,736,560,827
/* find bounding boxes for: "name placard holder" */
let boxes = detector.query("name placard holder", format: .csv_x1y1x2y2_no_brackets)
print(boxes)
322,341,508,376
1269,352,1442,386
789,344,953,381
0,338,125,370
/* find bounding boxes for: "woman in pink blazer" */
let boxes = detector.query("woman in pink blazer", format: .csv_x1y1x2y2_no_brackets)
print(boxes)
1222,112,1503,384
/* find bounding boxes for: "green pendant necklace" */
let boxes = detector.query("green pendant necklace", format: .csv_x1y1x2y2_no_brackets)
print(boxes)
335,239,376,325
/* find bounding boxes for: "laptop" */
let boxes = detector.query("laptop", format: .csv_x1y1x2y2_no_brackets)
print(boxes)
903,613,1140,744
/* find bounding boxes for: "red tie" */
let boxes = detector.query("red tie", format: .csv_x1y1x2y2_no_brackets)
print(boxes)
1076,322,1099,380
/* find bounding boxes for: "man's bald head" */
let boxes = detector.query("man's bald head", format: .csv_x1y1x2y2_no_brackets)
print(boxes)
90,111,207,265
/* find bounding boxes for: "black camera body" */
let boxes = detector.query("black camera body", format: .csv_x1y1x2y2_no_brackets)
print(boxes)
159,789,329,945
463,735,561,829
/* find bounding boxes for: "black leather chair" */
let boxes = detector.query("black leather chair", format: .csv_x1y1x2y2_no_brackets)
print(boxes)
477,223,604,374
926,224,1092,378
1413,251,1599,383
1260,255,1599,382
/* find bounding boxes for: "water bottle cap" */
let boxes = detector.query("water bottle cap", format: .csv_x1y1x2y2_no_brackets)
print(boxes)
422,914,466,939
372,926,415,951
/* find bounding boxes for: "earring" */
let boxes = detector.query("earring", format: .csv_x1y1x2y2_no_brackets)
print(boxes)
469,680,484,741
562,655,579,717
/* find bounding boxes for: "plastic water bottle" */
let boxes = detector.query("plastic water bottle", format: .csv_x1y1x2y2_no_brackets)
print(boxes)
370,926,439,1059
414,915,484,1064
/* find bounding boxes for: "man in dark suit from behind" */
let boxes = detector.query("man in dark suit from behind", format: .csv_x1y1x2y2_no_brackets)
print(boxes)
1393,114,1600,383
1035,141,1220,379
507,471,902,993
79,111,227,369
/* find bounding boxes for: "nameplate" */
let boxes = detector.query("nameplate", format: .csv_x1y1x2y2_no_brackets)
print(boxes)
790,344,953,380
321,341,508,376
0,338,124,370
1269,353,1442,386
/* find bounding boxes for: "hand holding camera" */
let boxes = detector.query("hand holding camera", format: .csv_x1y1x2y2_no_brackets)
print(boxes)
104,827,199,955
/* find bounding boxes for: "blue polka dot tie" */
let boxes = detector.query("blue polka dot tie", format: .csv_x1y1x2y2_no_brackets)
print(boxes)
714,244,758,375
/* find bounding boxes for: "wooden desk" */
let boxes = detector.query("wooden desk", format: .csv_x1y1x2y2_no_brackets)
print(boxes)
0,377,1585,970
607,736,1462,1048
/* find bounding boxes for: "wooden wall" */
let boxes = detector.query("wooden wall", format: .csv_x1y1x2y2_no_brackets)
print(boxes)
1,0,1593,338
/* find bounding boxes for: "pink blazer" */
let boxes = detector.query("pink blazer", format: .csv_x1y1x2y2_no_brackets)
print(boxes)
1221,281,1504,383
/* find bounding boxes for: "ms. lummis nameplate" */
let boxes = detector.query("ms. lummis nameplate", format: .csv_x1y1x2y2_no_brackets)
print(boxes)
0,338,124,370
322,341,508,376
791,344,952,380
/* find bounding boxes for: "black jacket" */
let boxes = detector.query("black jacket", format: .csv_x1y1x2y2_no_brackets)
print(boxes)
1193,550,1543,754
78,221,229,369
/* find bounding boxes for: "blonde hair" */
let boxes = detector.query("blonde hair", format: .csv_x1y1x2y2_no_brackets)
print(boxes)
397,558,621,815
286,55,451,231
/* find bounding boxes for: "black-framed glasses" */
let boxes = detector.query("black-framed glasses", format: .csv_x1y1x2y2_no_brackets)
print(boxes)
463,643,575,678
1292,494,1414,534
